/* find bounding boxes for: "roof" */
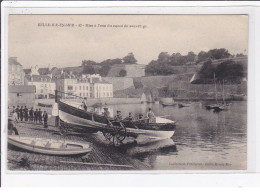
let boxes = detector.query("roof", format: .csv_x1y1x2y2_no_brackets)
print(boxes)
38,68,50,75
9,85,35,93
8,57,22,67
26,75,54,82
92,79,111,84
23,69,32,75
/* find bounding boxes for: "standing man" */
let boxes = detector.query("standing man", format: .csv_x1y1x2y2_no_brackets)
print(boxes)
8,111,19,135
12,106,16,113
82,98,88,111
16,105,20,120
114,111,123,121
43,110,48,128
24,106,29,121
34,109,38,123
38,108,42,124
20,106,24,121
146,108,156,123
29,107,34,122
103,107,110,118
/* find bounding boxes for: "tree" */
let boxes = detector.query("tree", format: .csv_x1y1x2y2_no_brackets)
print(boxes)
157,52,170,64
82,60,97,66
208,48,231,60
119,69,127,77
198,51,211,62
98,65,111,77
82,65,96,74
123,52,137,64
187,52,196,62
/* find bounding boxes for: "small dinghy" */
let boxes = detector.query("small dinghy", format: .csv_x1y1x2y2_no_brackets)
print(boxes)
8,136,92,156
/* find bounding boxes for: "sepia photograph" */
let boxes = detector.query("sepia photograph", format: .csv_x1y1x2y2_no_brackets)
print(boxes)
6,14,248,171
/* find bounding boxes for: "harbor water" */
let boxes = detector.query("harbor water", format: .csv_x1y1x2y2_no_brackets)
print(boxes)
105,101,247,170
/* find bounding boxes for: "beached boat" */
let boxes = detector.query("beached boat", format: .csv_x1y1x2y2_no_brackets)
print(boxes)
57,100,176,139
8,135,92,156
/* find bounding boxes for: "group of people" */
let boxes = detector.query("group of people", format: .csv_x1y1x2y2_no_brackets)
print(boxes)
11,105,49,128
102,107,155,123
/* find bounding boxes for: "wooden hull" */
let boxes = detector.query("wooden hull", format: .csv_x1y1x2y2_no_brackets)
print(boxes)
58,100,176,138
8,136,92,156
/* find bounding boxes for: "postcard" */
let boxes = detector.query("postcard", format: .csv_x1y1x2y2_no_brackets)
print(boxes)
1,1,259,187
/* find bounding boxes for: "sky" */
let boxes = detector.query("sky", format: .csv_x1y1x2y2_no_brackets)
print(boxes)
9,15,248,68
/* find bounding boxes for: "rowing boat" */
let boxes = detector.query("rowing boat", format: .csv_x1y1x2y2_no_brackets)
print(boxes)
8,135,92,156
57,100,176,138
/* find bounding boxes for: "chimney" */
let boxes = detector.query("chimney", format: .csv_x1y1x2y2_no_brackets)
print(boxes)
9,57,18,62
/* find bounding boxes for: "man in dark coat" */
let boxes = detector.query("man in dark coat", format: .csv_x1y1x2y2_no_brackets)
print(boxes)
24,106,29,121
20,106,24,121
16,105,20,120
43,110,48,128
38,108,42,124
29,107,34,122
12,106,16,113
34,109,38,123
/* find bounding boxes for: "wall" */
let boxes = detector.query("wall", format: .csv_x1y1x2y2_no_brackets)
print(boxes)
103,77,134,91
8,93,35,107
125,64,145,77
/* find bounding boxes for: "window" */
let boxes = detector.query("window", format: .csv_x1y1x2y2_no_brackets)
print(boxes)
68,86,73,90
83,93,85,97
80,93,81,96
86,86,88,90
41,89,43,93
83,86,85,90
79,86,81,90
75,86,77,90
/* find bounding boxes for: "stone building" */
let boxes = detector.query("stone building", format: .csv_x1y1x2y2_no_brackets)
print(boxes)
25,75,56,99
8,57,25,85
56,74,113,99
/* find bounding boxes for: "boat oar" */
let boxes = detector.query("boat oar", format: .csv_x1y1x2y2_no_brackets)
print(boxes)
59,161,134,168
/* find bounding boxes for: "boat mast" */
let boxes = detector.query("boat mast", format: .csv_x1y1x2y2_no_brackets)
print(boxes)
222,79,226,105
214,73,218,104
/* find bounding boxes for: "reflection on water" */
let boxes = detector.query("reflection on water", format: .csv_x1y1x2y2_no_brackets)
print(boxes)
106,101,247,170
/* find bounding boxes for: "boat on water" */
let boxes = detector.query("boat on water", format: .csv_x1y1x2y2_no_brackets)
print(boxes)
57,99,176,139
161,102,176,107
205,74,230,111
178,103,190,108
8,135,92,156
160,98,175,107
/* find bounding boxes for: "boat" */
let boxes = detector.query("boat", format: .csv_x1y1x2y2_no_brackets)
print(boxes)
205,73,229,111
57,99,176,139
161,102,176,107
178,103,190,108
8,135,92,156
140,93,147,104
38,102,53,108
160,98,175,107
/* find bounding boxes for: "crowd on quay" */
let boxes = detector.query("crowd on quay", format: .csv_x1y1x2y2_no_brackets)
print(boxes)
10,105,49,129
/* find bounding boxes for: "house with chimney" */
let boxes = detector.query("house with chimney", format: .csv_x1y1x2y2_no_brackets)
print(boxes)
8,57,25,85
24,65,56,99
